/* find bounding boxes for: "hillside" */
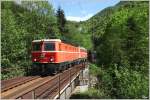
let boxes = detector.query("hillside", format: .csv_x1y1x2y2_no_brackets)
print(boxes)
1,1,60,79
1,1,92,79
86,1,148,66
1,1,149,99
77,1,149,99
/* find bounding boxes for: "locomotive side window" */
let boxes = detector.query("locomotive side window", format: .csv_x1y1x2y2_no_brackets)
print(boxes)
33,42,41,51
59,43,62,51
44,43,55,51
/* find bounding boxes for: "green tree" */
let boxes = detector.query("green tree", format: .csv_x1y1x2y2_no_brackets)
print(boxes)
56,7,66,33
81,1,149,99
1,1,58,79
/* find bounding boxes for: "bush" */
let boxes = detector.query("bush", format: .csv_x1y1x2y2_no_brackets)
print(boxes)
70,88,107,99
89,63,102,76
97,64,149,99
1,67,25,80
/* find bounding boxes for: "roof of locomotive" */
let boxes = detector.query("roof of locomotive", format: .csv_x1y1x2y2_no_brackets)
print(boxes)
32,39,87,50
32,39,61,42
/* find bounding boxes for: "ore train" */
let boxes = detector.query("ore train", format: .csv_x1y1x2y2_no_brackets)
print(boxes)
31,39,88,75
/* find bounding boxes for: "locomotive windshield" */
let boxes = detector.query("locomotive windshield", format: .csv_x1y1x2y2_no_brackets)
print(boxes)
32,42,41,51
44,43,55,51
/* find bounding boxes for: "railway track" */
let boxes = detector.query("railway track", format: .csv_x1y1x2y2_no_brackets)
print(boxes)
1,76,40,92
1,63,86,99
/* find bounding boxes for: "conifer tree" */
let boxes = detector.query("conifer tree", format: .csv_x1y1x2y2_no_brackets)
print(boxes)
56,7,66,33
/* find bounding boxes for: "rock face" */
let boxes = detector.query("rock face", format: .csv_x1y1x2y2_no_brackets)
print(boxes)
79,66,89,86
70,65,98,96
72,85,88,94
89,75,98,88
70,65,89,95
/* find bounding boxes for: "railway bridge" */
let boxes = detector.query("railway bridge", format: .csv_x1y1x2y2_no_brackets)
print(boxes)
1,63,89,99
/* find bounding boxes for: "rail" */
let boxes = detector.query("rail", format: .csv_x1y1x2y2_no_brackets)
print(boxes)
1,63,87,99
1,76,40,92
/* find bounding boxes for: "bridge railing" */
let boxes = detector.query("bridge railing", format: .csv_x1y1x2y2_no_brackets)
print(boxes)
13,63,87,99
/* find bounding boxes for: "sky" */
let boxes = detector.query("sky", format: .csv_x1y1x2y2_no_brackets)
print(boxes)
48,0,120,22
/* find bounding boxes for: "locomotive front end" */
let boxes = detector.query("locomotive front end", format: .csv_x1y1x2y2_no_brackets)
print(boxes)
32,40,57,64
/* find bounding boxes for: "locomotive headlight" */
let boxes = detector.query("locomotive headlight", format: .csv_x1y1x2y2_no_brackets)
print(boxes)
34,58,37,62
50,57,54,62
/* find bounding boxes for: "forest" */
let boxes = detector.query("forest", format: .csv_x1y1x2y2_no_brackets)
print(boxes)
1,1,149,99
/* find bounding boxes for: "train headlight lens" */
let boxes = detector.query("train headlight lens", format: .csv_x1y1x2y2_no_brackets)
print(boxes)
34,59,37,61
50,57,54,62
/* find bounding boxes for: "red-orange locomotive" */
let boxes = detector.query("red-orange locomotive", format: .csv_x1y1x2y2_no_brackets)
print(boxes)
32,39,87,75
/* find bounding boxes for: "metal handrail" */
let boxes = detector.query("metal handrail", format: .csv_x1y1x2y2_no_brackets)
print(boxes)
16,64,86,99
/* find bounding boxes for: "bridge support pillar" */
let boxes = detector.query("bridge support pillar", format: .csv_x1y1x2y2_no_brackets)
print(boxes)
55,64,89,99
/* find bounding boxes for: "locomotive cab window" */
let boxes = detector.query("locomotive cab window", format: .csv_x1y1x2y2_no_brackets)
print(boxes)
32,42,41,51
44,43,55,51
59,43,62,51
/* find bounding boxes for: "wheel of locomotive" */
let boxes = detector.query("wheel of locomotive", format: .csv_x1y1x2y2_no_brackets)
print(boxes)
64,63,68,70
61,65,64,71
53,66,58,75
58,64,63,72
41,64,48,76
31,63,40,75
48,64,58,75
68,64,71,68
60,63,65,71
46,63,52,75
64,64,68,70
45,63,52,75
66,63,70,69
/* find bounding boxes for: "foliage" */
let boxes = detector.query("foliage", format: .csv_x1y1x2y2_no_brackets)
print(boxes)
1,1,58,79
63,21,93,49
96,64,149,99
83,1,149,99
1,1,92,79
80,64,148,99
1,1,149,99
89,63,101,76
2,67,26,80
56,7,66,33
88,1,149,68
70,88,107,99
